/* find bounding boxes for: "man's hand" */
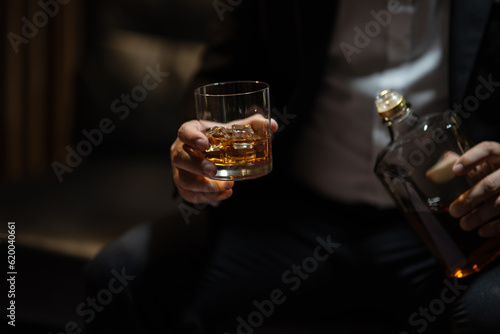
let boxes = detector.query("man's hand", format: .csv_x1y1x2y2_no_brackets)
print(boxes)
171,120,234,204
450,141,500,238
170,118,278,205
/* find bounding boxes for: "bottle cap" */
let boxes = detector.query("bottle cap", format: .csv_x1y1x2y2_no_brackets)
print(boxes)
375,89,407,119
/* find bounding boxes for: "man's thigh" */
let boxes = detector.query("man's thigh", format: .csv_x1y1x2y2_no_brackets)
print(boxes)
167,194,443,333
83,185,446,334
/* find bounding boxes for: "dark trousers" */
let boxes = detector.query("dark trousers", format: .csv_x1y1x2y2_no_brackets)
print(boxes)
83,179,500,334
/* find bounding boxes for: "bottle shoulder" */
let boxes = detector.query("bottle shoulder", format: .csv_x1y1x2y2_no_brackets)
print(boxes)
375,112,473,174
391,112,454,141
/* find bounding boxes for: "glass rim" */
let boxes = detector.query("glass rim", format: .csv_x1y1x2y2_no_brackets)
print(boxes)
194,80,269,97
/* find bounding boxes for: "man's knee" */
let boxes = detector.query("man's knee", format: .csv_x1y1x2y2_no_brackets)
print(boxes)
84,223,151,289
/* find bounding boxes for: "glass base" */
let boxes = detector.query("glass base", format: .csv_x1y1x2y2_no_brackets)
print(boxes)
210,162,272,181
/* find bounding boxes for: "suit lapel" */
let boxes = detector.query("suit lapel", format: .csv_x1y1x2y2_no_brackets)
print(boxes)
449,0,493,105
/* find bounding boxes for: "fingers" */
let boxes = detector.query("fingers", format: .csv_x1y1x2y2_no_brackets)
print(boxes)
477,220,500,238
177,120,209,151
450,168,500,218
171,141,234,204
227,114,279,134
268,118,279,133
246,115,279,134
172,120,216,177
174,169,234,204
447,141,500,237
446,142,500,237
171,121,235,204
457,196,500,233
171,142,216,178
453,141,500,176
171,116,276,205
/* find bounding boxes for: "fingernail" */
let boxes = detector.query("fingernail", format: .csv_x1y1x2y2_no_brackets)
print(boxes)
453,163,464,174
196,138,207,151
202,160,216,176
449,202,461,218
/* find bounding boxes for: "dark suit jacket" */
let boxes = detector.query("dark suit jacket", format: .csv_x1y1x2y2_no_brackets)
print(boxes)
181,0,500,195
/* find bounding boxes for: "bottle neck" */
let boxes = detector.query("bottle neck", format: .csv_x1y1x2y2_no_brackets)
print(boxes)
384,106,420,141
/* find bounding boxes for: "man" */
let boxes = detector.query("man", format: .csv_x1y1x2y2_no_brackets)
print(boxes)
85,1,500,333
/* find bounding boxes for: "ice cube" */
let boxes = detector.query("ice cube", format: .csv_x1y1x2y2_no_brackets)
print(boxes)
205,125,227,137
231,124,254,149
232,124,254,138
205,126,230,151
232,124,254,139
205,126,230,140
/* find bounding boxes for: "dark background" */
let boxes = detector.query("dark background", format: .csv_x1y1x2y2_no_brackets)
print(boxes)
0,0,215,332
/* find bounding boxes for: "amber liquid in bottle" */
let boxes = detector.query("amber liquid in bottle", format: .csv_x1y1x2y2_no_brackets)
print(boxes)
404,197,500,278
374,90,500,278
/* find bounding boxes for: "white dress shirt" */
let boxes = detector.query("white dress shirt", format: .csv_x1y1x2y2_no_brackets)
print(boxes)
292,0,450,207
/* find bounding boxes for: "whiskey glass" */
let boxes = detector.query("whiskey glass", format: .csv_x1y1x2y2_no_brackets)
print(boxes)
194,81,272,180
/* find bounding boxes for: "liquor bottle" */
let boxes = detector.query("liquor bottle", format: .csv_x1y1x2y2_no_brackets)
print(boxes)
374,89,500,278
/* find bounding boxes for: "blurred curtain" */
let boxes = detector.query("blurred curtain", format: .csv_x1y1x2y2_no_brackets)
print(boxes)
1,0,83,181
